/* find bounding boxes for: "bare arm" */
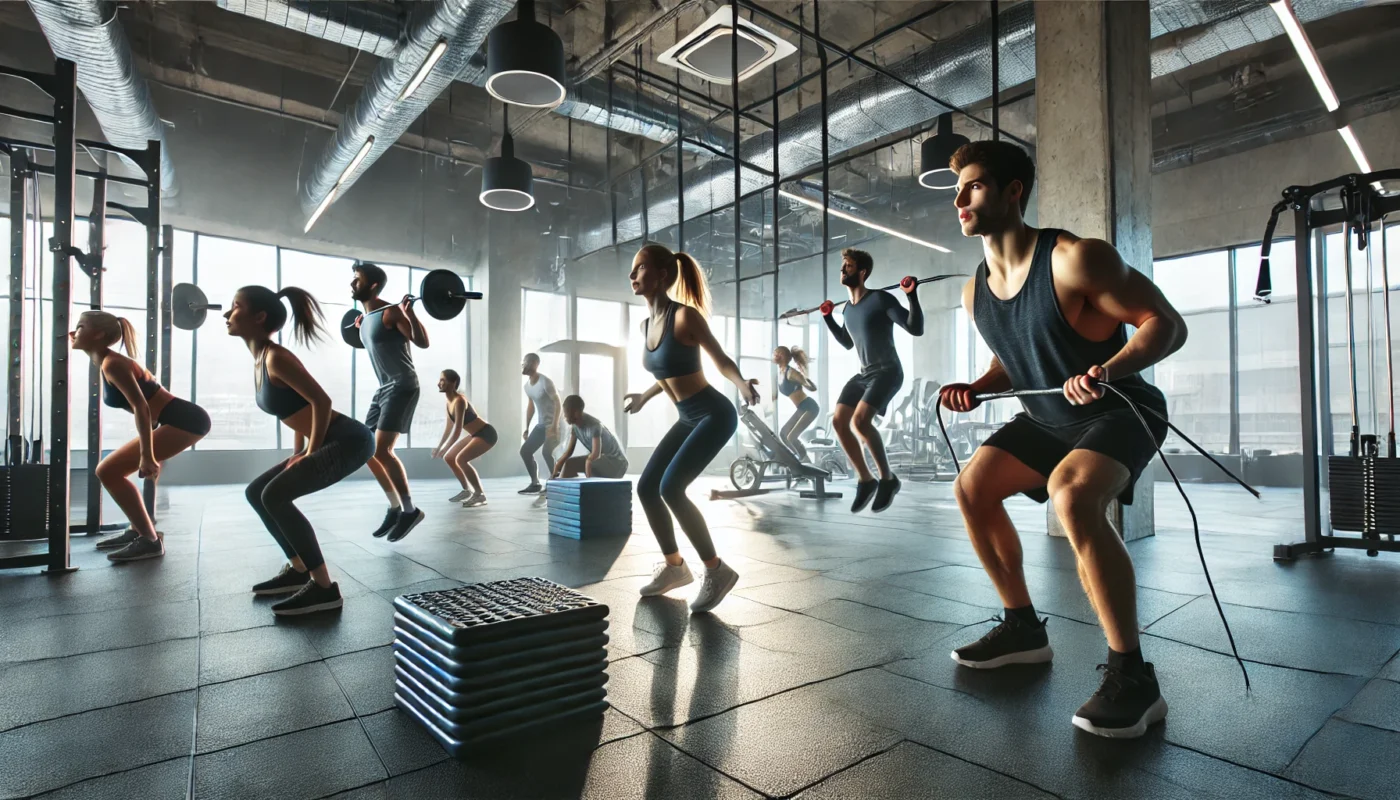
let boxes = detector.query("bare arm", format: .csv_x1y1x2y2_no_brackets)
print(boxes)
267,348,333,453
678,306,759,404
105,361,155,464
795,366,817,391
523,395,535,432
553,431,577,477
1058,238,1188,381
294,431,305,453
390,301,430,349
823,312,854,350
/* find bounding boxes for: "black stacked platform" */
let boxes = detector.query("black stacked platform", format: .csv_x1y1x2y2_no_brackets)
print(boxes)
547,478,632,539
392,577,610,756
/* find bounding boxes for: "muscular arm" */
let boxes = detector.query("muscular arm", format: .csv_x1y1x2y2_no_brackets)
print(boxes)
523,395,535,430
267,348,333,452
889,290,924,336
390,304,430,349
678,306,755,399
823,312,854,350
1058,238,1189,381
106,362,155,463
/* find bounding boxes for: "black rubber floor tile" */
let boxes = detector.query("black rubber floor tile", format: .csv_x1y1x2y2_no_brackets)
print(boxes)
276,589,395,658
732,575,860,611
33,756,189,800
195,661,355,753
192,719,387,800
197,591,278,636
198,624,319,685
333,556,446,593
1380,654,1400,683
824,557,949,582
1,599,197,664
658,680,903,798
1336,678,1400,732
1284,719,1400,800
384,731,759,800
360,709,449,777
1146,595,1400,676
0,691,195,798
0,637,197,731
802,598,962,647
322,784,387,800
794,741,1055,799
733,609,925,666
839,581,997,625
325,645,397,716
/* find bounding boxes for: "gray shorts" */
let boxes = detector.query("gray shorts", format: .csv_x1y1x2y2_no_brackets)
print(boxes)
365,383,420,434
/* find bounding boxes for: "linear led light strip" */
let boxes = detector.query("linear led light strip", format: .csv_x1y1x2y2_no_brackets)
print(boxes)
304,41,447,233
778,189,951,253
1269,0,1378,182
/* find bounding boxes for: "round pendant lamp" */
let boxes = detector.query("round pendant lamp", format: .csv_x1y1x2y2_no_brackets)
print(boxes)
918,113,971,190
481,109,535,212
485,0,567,109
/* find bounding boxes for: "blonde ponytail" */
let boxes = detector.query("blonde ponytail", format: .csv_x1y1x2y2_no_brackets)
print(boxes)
671,252,712,317
116,317,138,359
79,310,138,359
789,346,809,373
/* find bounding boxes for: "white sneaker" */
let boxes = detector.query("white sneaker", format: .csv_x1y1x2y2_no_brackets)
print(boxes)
690,560,740,613
462,494,488,508
639,561,694,597
448,489,472,503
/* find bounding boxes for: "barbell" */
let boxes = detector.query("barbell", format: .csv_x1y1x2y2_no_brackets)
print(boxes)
777,273,968,320
172,283,223,331
342,269,482,349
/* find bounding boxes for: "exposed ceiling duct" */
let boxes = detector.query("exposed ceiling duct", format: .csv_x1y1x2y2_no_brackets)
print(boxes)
577,0,1366,254
26,0,177,194
214,0,401,57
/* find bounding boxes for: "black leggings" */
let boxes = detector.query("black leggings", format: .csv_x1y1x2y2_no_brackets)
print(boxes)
246,415,375,571
780,397,819,462
637,386,737,562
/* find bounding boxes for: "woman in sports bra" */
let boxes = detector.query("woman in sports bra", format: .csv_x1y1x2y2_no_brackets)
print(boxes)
225,285,375,617
624,243,761,614
430,368,497,508
70,310,210,562
772,345,819,463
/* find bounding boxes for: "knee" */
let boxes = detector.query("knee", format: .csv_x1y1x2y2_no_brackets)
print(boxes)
1047,478,1111,538
953,472,993,517
374,444,396,462
94,459,127,488
244,481,264,508
636,470,663,501
851,409,875,433
658,476,690,506
832,407,854,430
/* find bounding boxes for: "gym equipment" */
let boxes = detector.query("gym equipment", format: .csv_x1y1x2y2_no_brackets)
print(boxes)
1256,169,1400,560
342,269,483,349
711,407,840,500
545,478,632,539
391,578,610,756
171,283,223,331
934,378,1258,691
778,273,966,319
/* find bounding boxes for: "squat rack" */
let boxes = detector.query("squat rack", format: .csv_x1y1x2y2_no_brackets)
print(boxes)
0,56,168,572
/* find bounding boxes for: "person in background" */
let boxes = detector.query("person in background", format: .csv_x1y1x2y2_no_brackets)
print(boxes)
431,369,497,507
552,395,628,479
519,353,563,494
772,345,819,463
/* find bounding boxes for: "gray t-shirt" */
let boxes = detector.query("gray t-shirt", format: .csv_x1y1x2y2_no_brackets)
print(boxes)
571,413,625,462
524,374,559,427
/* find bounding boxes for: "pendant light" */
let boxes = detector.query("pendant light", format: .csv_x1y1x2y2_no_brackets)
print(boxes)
918,113,971,190
480,105,535,211
485,0,567,109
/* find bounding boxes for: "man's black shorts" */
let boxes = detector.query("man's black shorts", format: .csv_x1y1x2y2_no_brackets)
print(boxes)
836,366,903,417
365,383,420,434
981,409,1168,505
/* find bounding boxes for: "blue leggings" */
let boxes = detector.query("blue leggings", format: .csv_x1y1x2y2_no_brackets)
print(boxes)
638,386,737,562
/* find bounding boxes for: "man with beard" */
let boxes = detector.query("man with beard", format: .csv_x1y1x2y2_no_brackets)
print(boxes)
937,140,1186,739
518,352,562,494
352,263,429,543
821,248,923,514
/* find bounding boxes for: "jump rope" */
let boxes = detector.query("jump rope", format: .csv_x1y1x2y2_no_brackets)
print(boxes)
934,377,1258,691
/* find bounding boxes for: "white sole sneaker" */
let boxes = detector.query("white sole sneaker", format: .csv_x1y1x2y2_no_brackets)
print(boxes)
690,568,740,614
950,644,1054,669
640,569,694,597
1071,696,1168,739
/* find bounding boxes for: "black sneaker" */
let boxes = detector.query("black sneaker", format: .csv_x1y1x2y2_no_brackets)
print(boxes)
1072,662,1168,739
387,508,425,543
371,508,400,539
950,615,1054,669
271,581,343,616
871,476,901,512
95,528,138,550
252,563,310,596
850,480,879,513
518,483,543,495
107,535,164,562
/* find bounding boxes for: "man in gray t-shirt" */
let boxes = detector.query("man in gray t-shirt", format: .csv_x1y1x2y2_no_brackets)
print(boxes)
519,353,562,493
552,395,628,479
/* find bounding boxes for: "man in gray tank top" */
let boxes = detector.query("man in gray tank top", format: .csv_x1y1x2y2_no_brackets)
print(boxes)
936,141,1186,740
552,394,627,479
351,263,430,543
518,353,561,493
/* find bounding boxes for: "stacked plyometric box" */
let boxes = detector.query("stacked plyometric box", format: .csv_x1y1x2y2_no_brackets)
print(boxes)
392,577,610,756
546,478,632,539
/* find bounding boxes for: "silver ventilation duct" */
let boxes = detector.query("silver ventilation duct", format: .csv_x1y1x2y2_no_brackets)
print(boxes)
299,0,514,214
215,0,402,57
26,0,177,194
576,0,1366,254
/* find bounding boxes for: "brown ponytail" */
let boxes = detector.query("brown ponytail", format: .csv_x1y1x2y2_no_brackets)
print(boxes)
789,346,809,373
276,287,326,347
638,243,711,317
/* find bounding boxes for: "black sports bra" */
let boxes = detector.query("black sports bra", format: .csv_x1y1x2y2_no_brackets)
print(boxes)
455,399,479,426
101,369,162,412
255,358,310,420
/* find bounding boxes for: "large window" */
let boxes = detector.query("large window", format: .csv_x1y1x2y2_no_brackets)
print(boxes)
1235,242,1301,453
522,289,568,433
194,235,278,450
575,297,626,442
412,267,471,447
1154,251,1231,453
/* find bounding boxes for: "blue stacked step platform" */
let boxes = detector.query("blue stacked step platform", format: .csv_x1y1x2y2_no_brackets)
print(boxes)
546,477,633,539
392,577,610,756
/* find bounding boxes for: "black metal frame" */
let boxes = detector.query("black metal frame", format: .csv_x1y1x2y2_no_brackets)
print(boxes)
1269,169,1400,560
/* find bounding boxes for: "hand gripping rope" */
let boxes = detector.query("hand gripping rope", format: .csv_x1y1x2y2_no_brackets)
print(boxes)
936,378,1257,691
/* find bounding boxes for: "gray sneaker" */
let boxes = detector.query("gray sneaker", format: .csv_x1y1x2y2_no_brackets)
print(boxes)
448,489,472,503
95,528,139,550
462,493,488,507
108,535,164,562
690,560,739,613
639,561,694,597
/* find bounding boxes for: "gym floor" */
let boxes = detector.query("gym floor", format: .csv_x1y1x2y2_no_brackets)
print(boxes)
1,477,1397,799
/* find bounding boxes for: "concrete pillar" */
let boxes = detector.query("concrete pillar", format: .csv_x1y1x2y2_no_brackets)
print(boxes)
478,229,523,478
1035,0,1155,542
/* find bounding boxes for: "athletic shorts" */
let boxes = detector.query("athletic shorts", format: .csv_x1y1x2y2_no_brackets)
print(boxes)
155,397,211,437
837,366,903,417
471,423,499,446
981,409,1169,506
564,454,628,479
365,383,420,434
796,396,820,416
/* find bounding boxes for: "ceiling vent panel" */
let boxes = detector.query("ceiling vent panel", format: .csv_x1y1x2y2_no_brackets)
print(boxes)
657,7,796,83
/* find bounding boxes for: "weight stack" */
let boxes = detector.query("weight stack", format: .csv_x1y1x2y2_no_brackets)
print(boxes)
1328,456,1400,537
392,577,610,756
0,464,50,541
546,478,632,539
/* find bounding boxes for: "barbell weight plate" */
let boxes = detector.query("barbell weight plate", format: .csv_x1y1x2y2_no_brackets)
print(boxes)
418,269,468,321
341,308,365,349
172,283,210,331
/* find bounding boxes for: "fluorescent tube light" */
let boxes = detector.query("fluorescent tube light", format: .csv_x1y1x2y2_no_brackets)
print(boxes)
338,136,375,186
1338,125,1372,173
401,40,448,102
1270,0,1339,112
304,187,338,233
778,189,951,253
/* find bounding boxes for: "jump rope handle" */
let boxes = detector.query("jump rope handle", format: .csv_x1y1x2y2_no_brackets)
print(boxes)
819,300,835,316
